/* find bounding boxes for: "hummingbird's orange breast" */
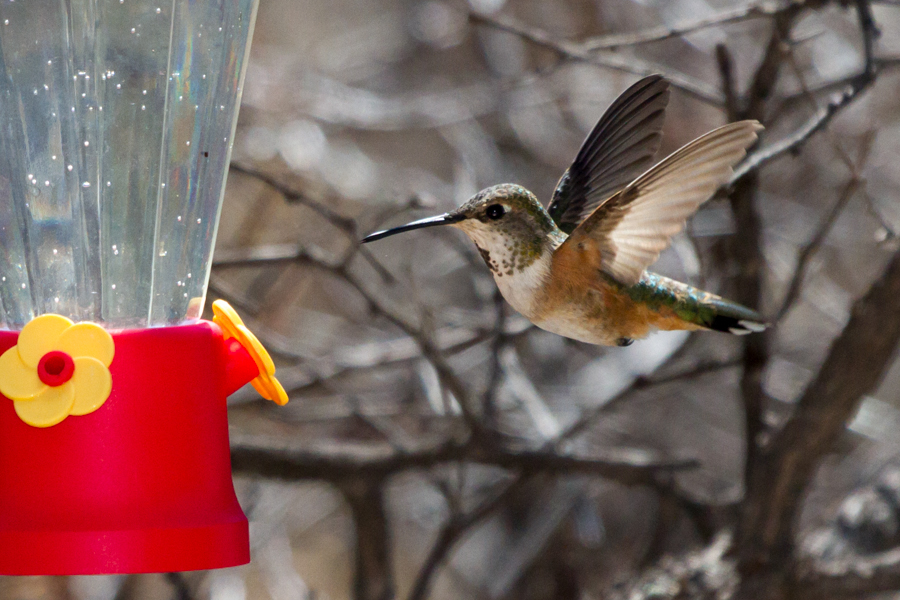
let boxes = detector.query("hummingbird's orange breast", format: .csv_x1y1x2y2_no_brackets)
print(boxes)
532,240,700,345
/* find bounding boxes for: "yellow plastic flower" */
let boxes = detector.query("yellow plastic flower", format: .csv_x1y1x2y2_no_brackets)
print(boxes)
212,300,288,406
0,314,114,427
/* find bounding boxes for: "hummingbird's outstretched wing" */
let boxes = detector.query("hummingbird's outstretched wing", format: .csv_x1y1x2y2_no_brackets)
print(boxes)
560,120,762,286
548,75,670,234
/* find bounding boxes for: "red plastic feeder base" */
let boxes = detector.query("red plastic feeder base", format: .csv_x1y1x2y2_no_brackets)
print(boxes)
0,521,248,575
0,322,253,575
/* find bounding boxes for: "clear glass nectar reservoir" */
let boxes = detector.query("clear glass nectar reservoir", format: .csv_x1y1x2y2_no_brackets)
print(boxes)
0,0,258,328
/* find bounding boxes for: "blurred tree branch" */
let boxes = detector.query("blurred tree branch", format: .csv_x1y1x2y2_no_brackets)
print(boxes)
581,0,793,51
775,172,862,322
796,548,900,599
406,476,528,600
467,11,724,105
215,242,483,431
342,479,394,600
734,0,880,566
738,247,900,593
732,0,878,183
610,247,900,600
231,434,696,485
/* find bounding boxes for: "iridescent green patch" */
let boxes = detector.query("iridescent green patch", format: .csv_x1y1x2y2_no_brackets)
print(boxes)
619,272,719,327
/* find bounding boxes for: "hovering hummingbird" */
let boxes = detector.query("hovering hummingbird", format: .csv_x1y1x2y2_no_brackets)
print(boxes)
363,76,766,346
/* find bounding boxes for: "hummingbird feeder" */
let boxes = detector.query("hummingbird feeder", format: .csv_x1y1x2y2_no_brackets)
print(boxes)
0,0,287,574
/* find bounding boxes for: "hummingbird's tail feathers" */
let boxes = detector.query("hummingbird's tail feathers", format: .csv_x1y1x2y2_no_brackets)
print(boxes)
625,273,768,336
700,296,769,335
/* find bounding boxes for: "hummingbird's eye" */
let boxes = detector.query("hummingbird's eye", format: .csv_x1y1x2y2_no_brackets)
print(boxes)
485,204,505,220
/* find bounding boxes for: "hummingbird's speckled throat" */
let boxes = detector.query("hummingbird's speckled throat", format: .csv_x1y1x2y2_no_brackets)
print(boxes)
452,184,564,278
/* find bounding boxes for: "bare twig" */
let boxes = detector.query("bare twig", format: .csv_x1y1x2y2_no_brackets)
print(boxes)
732,0,879,183
482,290,508,429
716,44,740,121
229,163,396,284
215,244,483,430
468,12,723,106
776,178,861,322
770,55,900,120
731,83,874,183
583,0,792,51
230,163,356,232
230,434,697,485
406,477,528,600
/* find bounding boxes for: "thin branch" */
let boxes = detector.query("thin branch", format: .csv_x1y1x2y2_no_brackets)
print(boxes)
770,55,900,119
731,83,873,183
229,163,397,284
553,358,741,447
213,242,316,269
582,0,790,51
731,0,879,183
230,434,698,486
468,12,723,106
857,0,880,74
230,163,356,232
406,477,528,600
482,290,508,430
215,244,483,430
716,44,740,121
776,177,861,322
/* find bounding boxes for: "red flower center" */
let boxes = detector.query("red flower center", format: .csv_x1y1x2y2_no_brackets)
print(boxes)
37,351,75,387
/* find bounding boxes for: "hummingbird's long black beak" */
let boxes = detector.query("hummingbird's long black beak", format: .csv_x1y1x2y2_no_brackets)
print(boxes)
362,213,464,243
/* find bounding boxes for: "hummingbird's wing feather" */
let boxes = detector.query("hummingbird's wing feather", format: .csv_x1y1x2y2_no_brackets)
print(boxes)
548,75,670,234
562,120,762,286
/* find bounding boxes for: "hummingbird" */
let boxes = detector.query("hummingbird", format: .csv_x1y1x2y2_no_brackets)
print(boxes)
362,75,766,347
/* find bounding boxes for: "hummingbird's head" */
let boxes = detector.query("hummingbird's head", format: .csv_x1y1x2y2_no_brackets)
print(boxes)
449,184,559,261
362,185,560,273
